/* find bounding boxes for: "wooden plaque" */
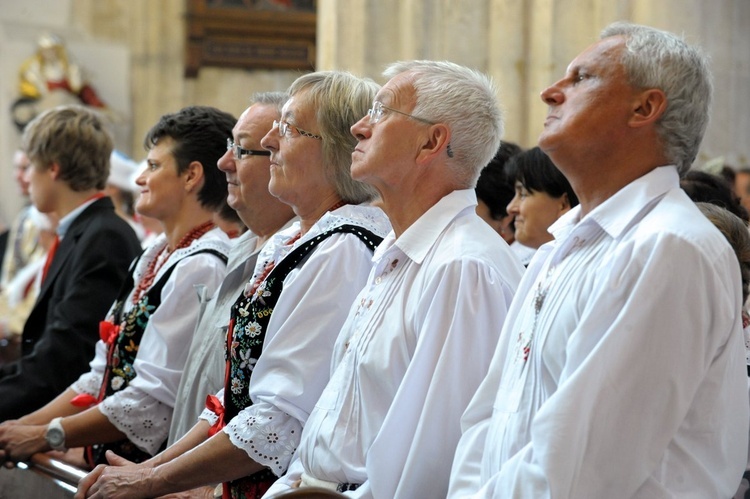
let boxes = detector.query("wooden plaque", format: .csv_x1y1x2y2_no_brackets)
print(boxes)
185,0,316,77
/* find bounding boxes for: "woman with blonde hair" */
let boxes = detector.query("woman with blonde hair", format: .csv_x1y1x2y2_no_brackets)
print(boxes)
77,71,390,499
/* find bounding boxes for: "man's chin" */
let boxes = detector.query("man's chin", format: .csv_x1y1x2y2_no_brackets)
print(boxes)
227,198,241,211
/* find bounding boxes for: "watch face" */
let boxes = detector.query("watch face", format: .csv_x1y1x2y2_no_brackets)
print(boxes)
46,427,65,447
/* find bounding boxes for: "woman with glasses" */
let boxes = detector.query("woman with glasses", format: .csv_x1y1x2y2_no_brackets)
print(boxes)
0,106,234,468
76,71,390,499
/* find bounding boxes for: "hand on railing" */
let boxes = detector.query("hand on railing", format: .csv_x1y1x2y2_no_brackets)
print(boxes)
75,451,157,499
0,421,48,467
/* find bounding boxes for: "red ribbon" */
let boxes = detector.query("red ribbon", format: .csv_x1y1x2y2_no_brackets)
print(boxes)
70,394,98,408
41,235,60,283
99,320,120,345
205,394,226,437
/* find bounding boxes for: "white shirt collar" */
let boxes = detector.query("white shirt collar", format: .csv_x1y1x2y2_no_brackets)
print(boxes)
549,165,678,242
57,195,104,239
385,189,478,265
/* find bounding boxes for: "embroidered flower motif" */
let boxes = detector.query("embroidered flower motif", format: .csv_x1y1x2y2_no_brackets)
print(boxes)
245,322,262,338
111,376,125,391
137,299,155,316
265,431,281,445
124,339,138,353
227,410,298,475
231,378,245,395
254,282,271,302
230,340,240,358
237,304,250,318
239,350,257,371
253,419,296,460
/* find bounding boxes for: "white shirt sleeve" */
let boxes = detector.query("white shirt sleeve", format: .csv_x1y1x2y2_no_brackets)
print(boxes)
458,235,747,498
70,339,109,396
263,454,303,496
224,233,375,477
356,259,515,499
449,255,545,498
99,253,227,455
449,343,508,497
199,388,224,427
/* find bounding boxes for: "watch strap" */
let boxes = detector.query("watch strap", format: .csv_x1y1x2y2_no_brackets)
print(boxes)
45,417,67,451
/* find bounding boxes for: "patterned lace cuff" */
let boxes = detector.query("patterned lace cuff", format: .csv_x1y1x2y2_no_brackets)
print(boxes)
70,371,102,397
199,388,223,426
99,388,170,456
223,405,300,476
199,406,220,426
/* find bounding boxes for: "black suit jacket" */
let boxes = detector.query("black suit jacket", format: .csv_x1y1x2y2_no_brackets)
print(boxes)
0,197,142,421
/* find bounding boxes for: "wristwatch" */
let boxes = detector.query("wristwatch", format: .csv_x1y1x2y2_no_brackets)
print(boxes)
44,417,67,451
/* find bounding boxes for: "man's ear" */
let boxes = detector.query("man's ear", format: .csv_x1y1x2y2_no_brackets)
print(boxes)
630,88,667,128
417,124,452,164
48,162,61,180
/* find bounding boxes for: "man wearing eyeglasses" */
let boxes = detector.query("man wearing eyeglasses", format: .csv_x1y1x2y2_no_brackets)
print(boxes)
75,93,299,499
265,61,524,499
167,92,297,451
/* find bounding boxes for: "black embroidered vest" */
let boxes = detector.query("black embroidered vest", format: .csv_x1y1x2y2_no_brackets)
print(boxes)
86,248,227,467
221,225,382,499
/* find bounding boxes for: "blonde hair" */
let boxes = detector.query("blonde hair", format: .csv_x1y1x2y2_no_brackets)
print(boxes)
22,105,112,191
289,71,380,204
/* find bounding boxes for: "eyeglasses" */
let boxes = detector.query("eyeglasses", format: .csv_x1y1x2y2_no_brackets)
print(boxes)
366,101,452,157
366,101,435,126
227,138,271,159
273,120,323,140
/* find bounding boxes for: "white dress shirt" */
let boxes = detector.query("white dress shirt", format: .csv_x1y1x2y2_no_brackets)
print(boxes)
72,228,230,454
167,228,259,444
509,241,536,266
266,189,525,499
200,204,391,477
449,166,749,498
168,219,299,444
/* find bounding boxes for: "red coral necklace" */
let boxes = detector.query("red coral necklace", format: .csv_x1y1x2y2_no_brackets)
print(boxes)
131,220,215,304
245,199,347,300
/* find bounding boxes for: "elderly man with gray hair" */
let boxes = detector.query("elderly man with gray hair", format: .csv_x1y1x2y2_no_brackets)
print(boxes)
265,60,524,498
449,22,748,498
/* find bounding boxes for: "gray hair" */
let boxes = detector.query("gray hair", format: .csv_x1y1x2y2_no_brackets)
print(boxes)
250,91,288,114
601,22,712,175
384,60,503,188
289,71,380,204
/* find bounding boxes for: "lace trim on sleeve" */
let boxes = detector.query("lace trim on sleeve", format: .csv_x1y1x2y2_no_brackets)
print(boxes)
98,387,171,456
223,404,301,476
199,388,223,426
70,371,103,397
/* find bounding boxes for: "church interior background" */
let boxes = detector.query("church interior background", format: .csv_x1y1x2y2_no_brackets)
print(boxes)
0,0,748,226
